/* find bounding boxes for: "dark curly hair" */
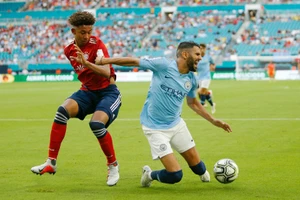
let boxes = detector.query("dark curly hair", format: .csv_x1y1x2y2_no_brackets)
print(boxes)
68,11,96,27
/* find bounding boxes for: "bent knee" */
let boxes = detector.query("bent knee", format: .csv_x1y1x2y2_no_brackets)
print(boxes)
89,121,107,138
172,170,183,183
54,106,70,124
200,88,208,94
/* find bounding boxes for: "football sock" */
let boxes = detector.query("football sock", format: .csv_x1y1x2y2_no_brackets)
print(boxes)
89,121,117,165
200,94,206,105
190,161,207,176
48,106,69,159
97,131,116,165
150,169,183,184
206,93,214,106
48,122,67,159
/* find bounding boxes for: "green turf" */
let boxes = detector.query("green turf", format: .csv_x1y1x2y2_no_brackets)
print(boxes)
0,80,299,200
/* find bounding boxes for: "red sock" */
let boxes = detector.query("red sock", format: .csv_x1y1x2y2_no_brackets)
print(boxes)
97,131,116,165
48,122,67,159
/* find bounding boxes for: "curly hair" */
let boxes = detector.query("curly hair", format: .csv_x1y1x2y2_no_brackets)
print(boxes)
68,11,96,27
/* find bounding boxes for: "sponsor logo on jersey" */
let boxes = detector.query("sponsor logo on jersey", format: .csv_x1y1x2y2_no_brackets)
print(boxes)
161,84,187,101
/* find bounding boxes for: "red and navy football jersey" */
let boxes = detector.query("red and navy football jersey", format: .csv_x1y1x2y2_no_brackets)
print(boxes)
64,36,116,90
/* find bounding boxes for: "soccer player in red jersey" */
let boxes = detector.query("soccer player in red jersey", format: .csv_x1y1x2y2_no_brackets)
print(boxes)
31,11,121,186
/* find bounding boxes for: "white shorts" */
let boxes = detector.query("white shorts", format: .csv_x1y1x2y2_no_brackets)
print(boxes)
198,79,211,89
142,118,195,160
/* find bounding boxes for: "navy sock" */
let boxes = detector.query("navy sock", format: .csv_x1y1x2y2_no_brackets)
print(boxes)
200,95,206,105
150,169,183,184
190,161,207,176
206,94,213,106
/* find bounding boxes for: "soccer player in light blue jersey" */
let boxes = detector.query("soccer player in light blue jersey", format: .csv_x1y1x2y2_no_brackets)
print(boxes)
77,41,232,187
197,44,216,114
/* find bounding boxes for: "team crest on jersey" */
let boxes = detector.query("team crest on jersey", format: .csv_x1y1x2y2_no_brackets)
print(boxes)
184,81,191,90
83,52,89,60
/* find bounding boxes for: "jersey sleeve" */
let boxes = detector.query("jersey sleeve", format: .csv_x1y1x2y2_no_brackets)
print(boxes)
64,46,70,61
187,75,198,98
97,40,110,59
139,57,168,72
97,39,116,78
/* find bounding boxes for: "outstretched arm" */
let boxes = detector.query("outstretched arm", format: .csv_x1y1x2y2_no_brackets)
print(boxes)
96,56,140,67
186,96,232,133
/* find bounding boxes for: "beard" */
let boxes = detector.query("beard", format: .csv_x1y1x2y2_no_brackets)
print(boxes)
187,56,196,72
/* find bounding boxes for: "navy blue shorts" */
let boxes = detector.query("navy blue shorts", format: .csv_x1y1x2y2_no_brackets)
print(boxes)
69,84,121,128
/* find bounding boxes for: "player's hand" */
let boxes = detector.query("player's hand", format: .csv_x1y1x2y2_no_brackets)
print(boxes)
70,44,89,66
95,56,104,65
212,119,232,133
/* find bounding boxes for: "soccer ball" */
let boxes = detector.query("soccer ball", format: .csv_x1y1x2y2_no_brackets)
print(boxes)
213,158,239,184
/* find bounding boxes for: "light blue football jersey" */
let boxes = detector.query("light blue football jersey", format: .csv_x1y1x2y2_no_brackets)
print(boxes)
196,54,214,80
139,57,198,129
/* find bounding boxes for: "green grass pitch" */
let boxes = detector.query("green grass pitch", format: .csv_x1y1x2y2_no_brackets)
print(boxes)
0,80,299,200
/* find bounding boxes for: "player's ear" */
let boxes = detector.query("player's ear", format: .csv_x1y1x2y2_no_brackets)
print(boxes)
182,51,189,59
71,28,76,35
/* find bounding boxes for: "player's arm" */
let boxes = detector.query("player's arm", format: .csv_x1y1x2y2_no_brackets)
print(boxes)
70,44,110,78
83,59,110,78
97,56,140,67
209,57,216,71
186,96,232,133
210,63,216,71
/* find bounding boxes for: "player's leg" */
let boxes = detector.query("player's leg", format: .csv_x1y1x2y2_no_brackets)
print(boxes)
269,71,275,81
90,111,120,186
198,80,207,106
202,80,216,114
90,85,121,186
172,119,210,182
31,98,79,175
141,154,183,187
181,148,210,182
201,80,213,106
141,126,183,187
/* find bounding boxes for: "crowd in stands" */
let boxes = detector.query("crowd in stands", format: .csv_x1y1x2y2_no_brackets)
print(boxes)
23,0,174,10
24,0,100,11
142,10,244,59
0,22,68,64
229,13,300,57
178,0,256,5
177,0,299,5
18,11,159,63
96,12,159,57
15,0,300,11
23,9,244,62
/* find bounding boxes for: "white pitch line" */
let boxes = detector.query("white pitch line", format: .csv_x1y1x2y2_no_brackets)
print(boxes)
0,118,299,122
